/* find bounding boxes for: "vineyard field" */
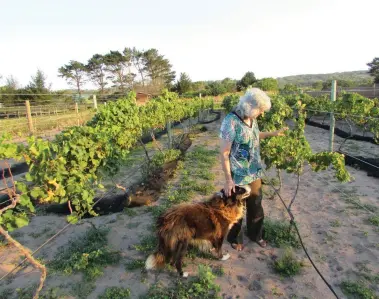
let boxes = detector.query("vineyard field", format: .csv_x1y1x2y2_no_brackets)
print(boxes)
0,91,378,298
0,112,378,298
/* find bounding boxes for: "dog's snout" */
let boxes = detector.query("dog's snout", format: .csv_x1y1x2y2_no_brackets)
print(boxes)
236,184,251,197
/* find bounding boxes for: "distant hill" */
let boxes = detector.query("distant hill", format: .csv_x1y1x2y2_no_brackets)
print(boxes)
276,70,373,87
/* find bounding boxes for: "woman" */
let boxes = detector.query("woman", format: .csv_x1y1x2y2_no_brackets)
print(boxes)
219,88,287,250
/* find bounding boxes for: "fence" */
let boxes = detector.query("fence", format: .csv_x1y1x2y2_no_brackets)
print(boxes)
0,95,103,139
305,85,378,99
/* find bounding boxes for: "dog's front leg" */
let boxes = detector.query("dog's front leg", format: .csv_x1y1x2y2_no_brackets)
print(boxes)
212,237,230,261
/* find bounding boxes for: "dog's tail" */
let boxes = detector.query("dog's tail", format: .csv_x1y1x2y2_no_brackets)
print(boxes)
145,251,165,270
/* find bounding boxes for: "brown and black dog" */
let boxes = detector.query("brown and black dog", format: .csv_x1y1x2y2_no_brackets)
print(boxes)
145,185,251,277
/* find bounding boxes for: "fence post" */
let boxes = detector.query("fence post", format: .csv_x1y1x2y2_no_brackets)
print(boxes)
75,102,79,126
25,100,34,134
329,80,337,152
93,95,98,110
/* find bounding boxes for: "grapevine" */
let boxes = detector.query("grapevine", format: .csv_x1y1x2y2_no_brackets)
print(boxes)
0,90,213,229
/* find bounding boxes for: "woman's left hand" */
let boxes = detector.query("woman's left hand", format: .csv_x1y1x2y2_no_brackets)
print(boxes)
274,127,289,136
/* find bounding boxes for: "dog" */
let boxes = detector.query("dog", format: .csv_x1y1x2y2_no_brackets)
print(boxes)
145,185,251,277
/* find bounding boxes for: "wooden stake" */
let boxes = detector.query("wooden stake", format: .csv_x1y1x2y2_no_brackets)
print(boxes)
25,100,34,134
329,80,337,152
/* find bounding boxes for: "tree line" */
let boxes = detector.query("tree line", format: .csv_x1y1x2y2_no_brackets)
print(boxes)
58,47,175,97
173,72,280,97
0,70,53,105
1,54,378,106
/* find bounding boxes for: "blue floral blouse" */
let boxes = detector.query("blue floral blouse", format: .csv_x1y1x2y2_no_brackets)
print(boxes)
219,112,263,185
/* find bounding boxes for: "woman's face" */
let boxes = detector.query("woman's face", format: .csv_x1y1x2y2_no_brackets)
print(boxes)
249,107,265,119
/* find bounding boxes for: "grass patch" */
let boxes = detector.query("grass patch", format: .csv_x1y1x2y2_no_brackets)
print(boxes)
141,264,220,299
134,234,157,254
0,288,13,299
148,202,173,220
187,246,217,260
185,146,218,169
71,282,96,299
15,286,62,299
125,259,145,270
192,182,215,195
361,272,379,283
123,208,138,217
368,215,379,227
49,227,120,281
341,280,377,299
340,189,377,213
30,227,51,239
273,248,304,277
98,287,131,299
330,219,342,227
167,188,193,204
264,219,300,248
212,265,225,277
194,168,216,180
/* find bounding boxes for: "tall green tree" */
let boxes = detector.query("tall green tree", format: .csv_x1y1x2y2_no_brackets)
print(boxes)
58,60,87,97
175,72,192,94
221,77,237,93
0,75,19,105
87,54,108,95
28,69,50,92
312,81,323,90
207,81,227,96
132,47,146,86
367,57,379,83
256,78,278,91
24,69,52,103
104,49,135,93
142,49,176,87
237,72,257,91
5,75,19,90
282,84,299,93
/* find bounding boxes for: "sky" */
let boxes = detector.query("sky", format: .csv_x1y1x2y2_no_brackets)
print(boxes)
0,0,378,90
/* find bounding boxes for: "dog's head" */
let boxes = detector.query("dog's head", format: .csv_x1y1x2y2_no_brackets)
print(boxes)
210,185,251,208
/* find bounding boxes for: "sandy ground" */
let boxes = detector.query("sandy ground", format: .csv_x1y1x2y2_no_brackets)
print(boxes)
0,113,378,299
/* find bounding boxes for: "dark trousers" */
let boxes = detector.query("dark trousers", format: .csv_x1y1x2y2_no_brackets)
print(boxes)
227,179,264,244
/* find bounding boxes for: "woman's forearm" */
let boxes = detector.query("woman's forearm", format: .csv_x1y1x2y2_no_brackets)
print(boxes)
259,131,276,139
220,153,233,182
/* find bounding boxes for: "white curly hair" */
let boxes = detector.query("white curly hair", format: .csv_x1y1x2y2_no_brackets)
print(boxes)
234,88,272,118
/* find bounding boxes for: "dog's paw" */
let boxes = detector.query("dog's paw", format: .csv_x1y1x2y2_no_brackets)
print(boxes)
221,253,230,261
182,272,189,278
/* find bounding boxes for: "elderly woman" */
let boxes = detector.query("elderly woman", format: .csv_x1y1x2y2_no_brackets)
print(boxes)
219,88,287,250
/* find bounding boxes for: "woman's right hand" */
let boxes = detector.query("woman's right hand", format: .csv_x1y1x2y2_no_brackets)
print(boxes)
224,180,235,197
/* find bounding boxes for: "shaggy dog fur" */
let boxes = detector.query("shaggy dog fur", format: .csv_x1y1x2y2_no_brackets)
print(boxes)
145,185,251,276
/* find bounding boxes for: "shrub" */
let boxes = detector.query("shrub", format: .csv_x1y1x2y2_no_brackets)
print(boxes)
273,248,303,277
264,219,300,248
